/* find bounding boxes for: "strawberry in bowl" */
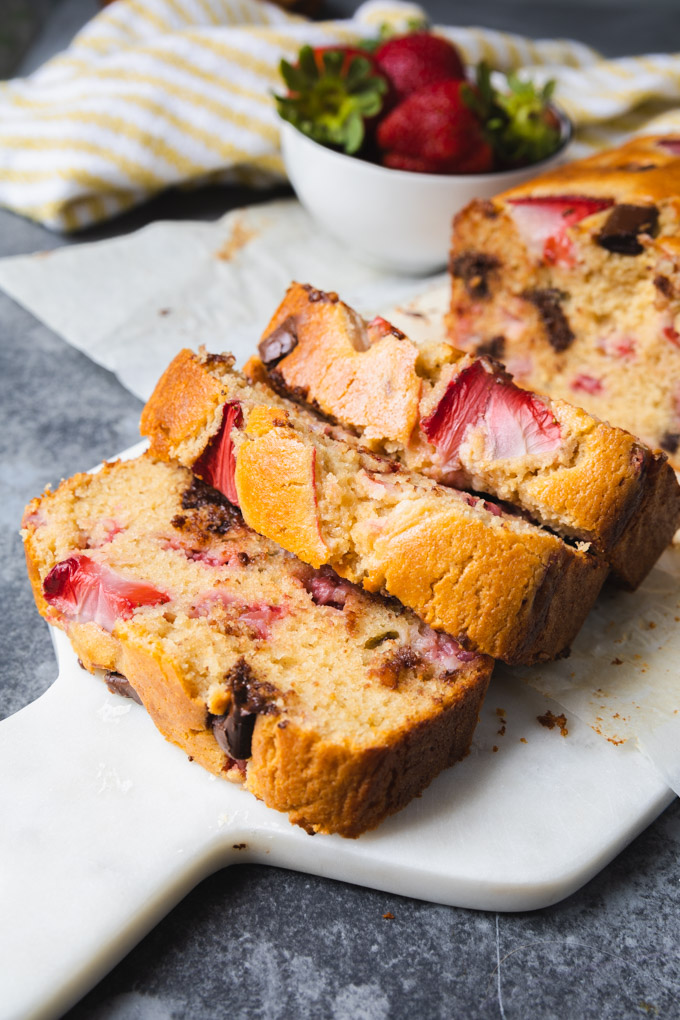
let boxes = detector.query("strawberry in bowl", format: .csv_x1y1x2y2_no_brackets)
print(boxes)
274,31,571,273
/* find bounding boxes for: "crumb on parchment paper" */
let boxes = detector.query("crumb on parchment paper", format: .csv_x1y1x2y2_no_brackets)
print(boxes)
537,710,568,737
215,214,259,261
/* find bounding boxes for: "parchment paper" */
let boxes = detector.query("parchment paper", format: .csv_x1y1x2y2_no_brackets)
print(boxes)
0,199,438,402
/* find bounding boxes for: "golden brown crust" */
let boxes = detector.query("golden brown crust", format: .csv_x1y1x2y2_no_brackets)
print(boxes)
235,412,328,570
608,450,680,590
140,348,224,459
247,661,489,838
499,135,680,207
258,282,421,444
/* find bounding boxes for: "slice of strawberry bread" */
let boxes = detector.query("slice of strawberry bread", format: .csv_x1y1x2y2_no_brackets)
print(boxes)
247,282,680,590
447,135,680,474
141,349,608,665
22,455,492,838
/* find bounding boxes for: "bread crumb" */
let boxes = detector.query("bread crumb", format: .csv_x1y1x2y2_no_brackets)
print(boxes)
383,912,395,920
537,710,568,737
216,215,258,260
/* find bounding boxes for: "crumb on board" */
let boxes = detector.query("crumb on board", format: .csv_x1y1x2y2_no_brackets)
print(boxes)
520,737,527,743
492,745,499,752
611,657,623,665
232,843,247,850
383,912,395,920
537,710,568,737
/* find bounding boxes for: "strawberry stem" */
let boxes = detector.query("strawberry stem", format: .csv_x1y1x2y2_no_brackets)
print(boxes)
275,45,388,155
462,61,561,168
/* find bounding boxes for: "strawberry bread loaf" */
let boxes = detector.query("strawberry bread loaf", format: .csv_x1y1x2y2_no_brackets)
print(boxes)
446,135,680,473
141,349,608,665
246,282,680,590
22,455,493,838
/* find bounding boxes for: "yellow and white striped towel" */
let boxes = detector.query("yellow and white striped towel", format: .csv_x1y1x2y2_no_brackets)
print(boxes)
2,0,680,232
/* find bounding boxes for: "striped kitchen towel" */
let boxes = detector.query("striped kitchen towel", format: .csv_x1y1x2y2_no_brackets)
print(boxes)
2,0,680,232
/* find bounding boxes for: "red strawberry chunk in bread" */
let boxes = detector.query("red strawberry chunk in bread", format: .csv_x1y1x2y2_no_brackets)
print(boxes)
571,374,603,395
411,625,478,668
658,138,680,155
507,196,614,266
421,360,562,468
193,401,243,506
43,554,169,632
238,605,287,640
303,566,356,609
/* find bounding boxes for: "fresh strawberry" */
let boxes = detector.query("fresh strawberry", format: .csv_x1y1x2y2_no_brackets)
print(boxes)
421,360,562,465
43,555,169,632
507,195,614,266
275,44,388,155
376,79,492,174
193,401,243,507
374,32,465,102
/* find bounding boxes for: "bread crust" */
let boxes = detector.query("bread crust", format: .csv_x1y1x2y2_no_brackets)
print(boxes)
259,282,421,445
140,348,224,460
498,135,680,206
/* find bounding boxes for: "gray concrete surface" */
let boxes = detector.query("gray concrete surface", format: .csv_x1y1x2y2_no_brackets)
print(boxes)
2,1,680,1017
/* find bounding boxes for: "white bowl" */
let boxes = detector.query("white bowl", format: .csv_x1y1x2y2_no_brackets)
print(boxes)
279,114,572,276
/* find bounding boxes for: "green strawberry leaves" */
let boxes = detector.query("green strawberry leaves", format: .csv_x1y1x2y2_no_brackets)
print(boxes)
275,46,388,155
462,61,561,168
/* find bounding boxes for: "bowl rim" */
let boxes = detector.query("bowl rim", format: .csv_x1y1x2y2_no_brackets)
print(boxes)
278,105,573,184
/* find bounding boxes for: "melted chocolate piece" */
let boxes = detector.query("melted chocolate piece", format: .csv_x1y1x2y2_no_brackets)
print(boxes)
178,478,242,535
209,659,278,760
476,335,505,360
596,204,659,256
654,275,673,298
523,289,575,353
258,315,299,368
374,646,422,688
302,285,338,303
449,253,500,299
661,431,680,455
202,352,234,370
104,671,143,705
479,200,499,220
